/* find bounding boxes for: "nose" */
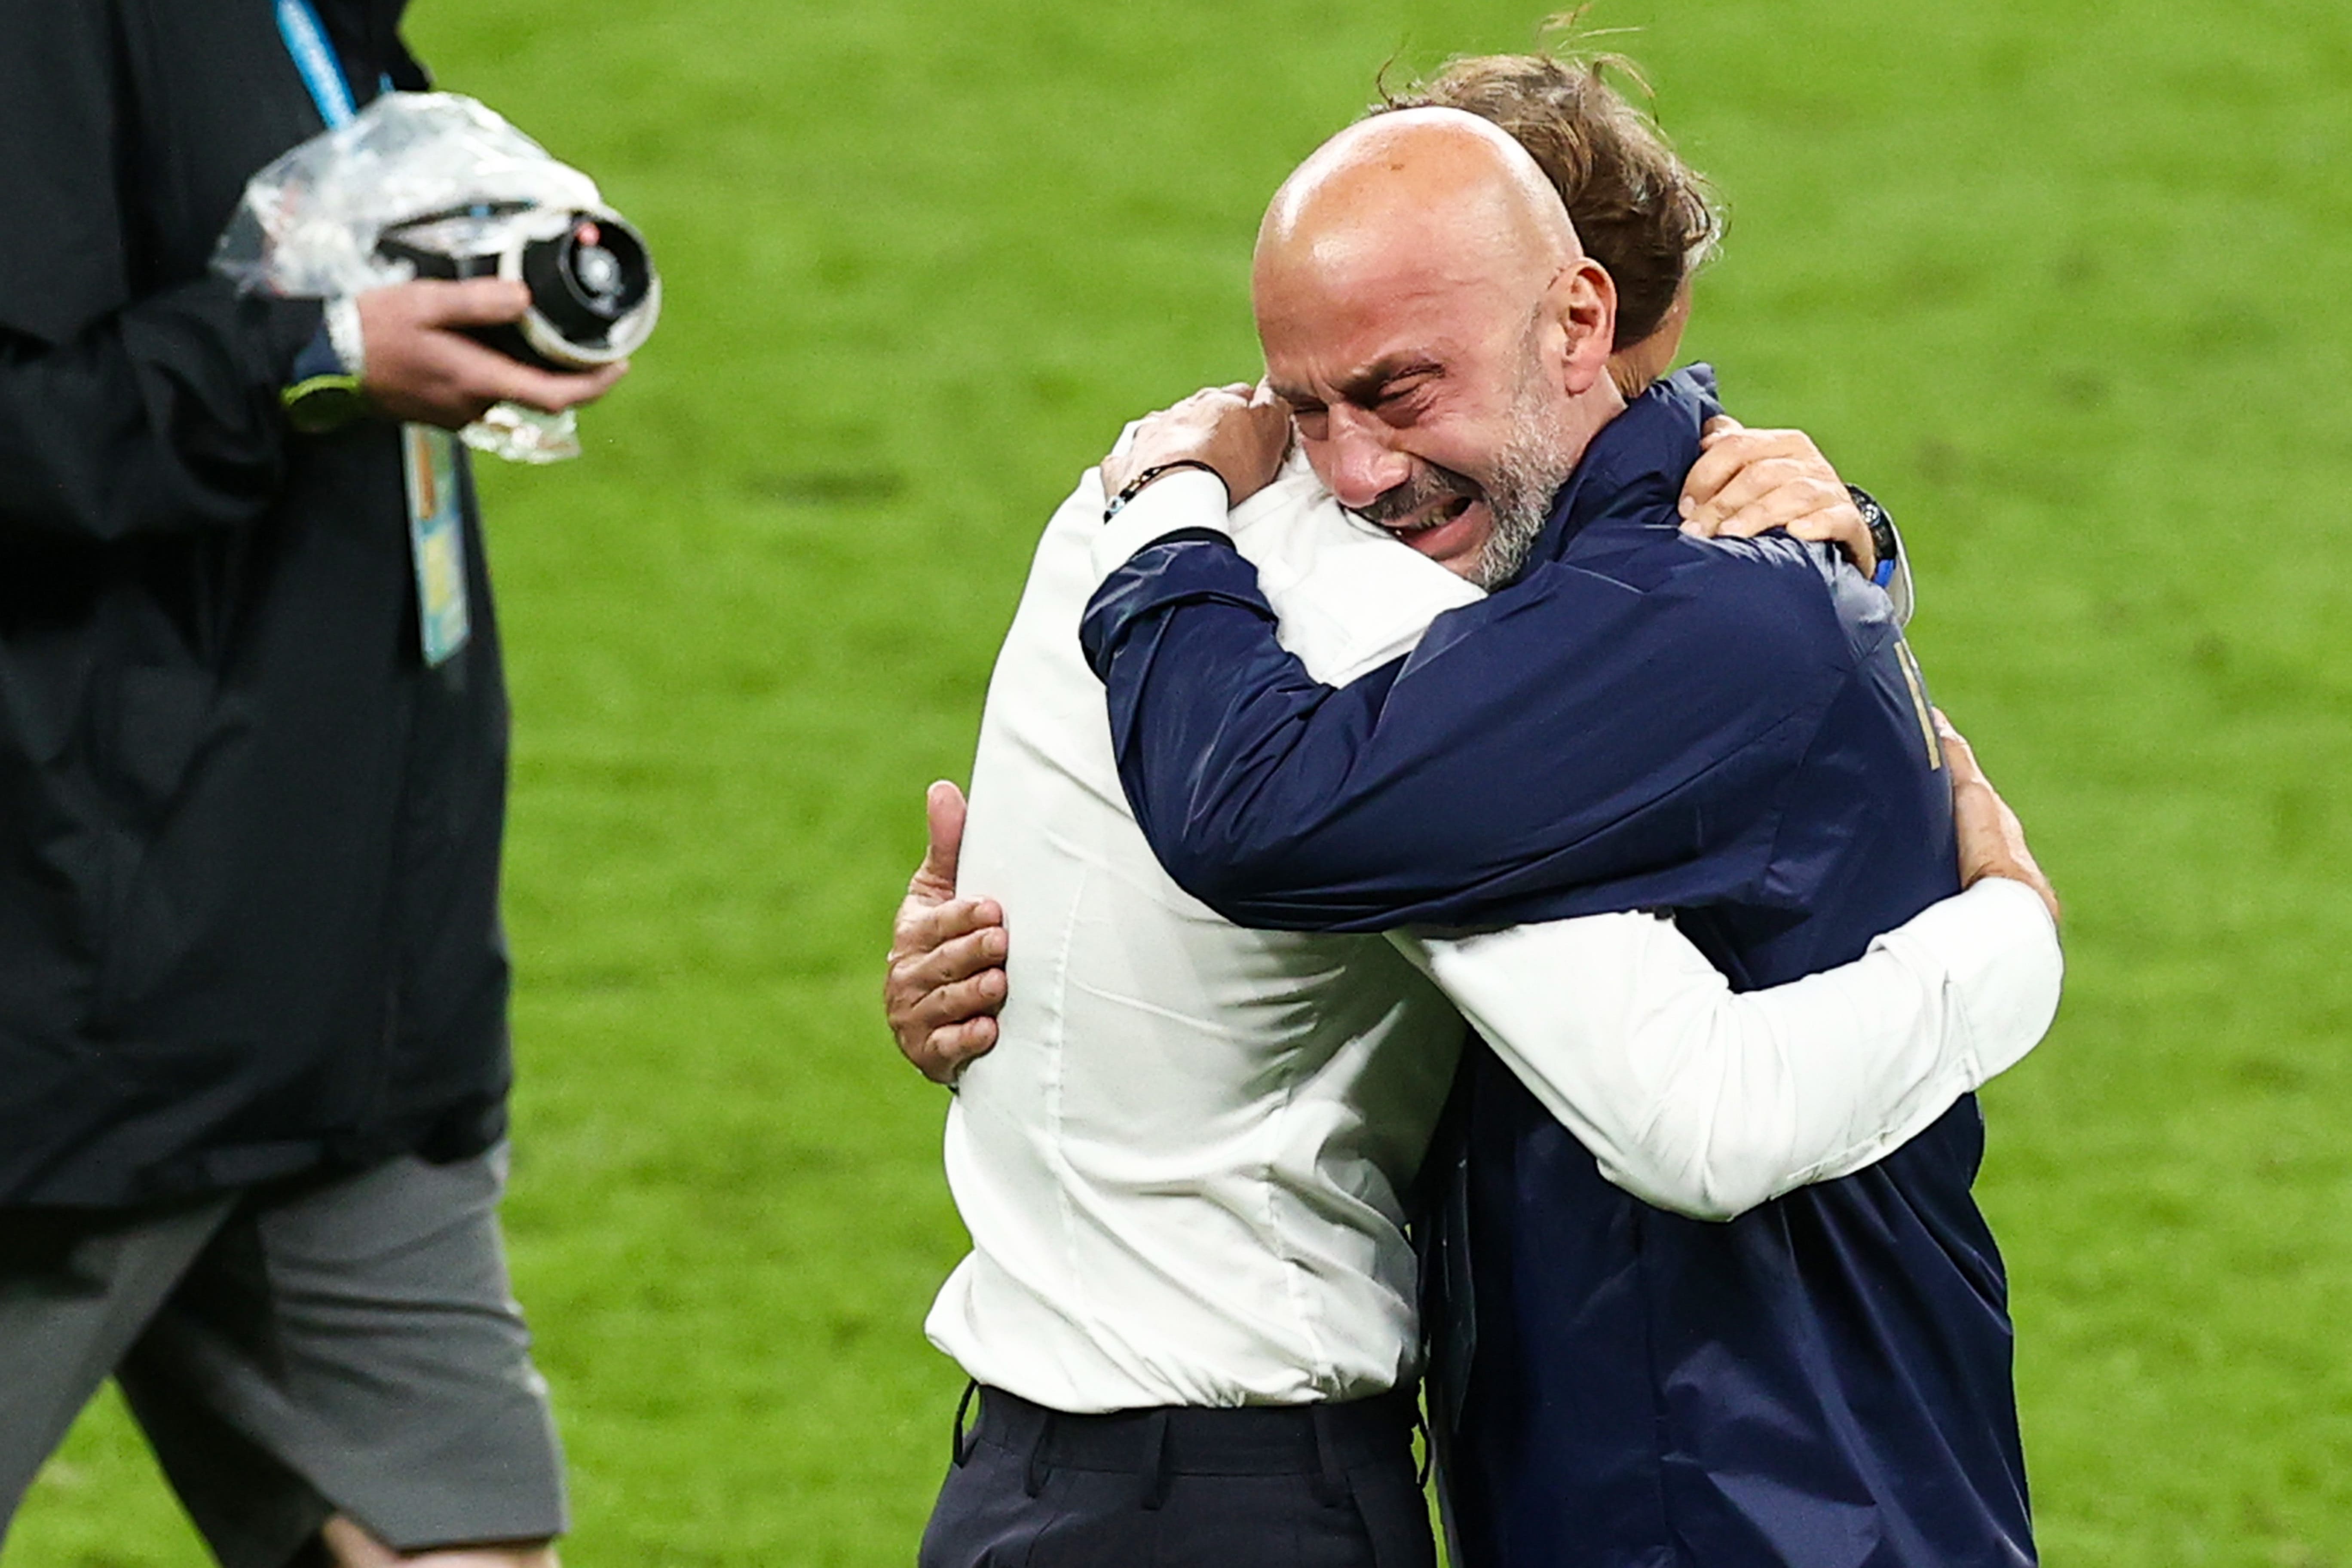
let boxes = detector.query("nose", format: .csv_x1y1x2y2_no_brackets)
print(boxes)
1314,406,1413,511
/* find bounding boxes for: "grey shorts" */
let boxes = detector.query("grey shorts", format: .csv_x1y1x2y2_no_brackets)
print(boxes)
0,1146,567,1568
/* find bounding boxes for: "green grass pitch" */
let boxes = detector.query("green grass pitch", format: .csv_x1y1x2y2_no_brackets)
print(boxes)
11,0,2351,1562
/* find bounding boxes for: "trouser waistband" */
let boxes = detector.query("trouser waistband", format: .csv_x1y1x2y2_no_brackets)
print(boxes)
963,1384,1418,1480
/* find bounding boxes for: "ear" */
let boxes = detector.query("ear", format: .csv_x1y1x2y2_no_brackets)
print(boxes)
1548,260,1619,397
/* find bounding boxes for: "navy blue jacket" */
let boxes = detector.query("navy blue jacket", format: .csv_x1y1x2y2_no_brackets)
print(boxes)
1079,370,2033,1566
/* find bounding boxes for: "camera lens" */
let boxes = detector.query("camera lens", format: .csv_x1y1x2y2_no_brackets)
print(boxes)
573,242,623,303
378,203,661,372
524,215,650,335
514,211,659,368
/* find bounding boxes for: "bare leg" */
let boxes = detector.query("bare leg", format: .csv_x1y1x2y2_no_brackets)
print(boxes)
321,1514,557,1568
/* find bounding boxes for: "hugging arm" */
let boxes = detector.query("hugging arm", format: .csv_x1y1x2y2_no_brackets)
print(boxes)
1407,885,2058,1222
887,728,2062,1213
1403,709,2060,1219
1078,533,1840,932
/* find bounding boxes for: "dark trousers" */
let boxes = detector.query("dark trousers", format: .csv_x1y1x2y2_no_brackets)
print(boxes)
919,1384,1436,1568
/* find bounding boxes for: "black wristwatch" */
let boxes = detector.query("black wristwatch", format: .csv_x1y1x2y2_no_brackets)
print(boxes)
1847,485,1899,587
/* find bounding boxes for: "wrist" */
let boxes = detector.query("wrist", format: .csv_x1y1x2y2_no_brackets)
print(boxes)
1846,485,1896,582
281,297,367,434
1103,459,1227,523
1090,468,1232,584
324,296,367,385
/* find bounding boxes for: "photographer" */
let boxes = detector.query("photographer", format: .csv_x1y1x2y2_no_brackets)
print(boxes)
0,4,622,1565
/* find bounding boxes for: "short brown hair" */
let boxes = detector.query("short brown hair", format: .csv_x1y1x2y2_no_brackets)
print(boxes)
1381,49,1721,350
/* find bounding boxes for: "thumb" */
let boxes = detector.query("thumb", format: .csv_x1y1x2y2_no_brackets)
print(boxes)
919,780,968,889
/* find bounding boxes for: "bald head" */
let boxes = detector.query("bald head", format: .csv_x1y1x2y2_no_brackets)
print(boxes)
1256,108,1585,320
1251,107,1626,588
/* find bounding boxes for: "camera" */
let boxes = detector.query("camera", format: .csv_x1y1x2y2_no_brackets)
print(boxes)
377,201,661,372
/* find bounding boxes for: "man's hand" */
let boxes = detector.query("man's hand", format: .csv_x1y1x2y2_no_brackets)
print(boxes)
1101,381,1290,508
357,279,628,430
1679,416,1876,576
885,781,1010,1085
1937,711,2060,928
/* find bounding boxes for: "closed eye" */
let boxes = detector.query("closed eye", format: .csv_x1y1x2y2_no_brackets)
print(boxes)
1373,377,1433,423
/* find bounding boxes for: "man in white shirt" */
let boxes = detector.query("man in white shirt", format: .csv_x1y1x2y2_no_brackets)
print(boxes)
892,463,2055,1568
888,66,2061,1568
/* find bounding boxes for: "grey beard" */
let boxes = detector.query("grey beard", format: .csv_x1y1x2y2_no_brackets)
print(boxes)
1467,403,1576,589
1344,365,1580,589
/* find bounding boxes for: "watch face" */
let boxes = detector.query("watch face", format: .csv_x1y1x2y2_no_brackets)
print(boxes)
1849,487,1897,562
1870,512,1899,562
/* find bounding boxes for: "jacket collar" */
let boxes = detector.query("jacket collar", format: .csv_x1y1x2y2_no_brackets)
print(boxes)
1508,364,1724,583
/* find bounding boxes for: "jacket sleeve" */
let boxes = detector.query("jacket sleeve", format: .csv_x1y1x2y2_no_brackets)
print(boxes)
1078,532,1848,933
0,276,323,545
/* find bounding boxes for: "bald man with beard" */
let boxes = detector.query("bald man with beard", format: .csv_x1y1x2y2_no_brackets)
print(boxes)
1081,111,2046,1566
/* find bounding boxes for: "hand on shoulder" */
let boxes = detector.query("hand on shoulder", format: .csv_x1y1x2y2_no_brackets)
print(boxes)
1101,381,1292,508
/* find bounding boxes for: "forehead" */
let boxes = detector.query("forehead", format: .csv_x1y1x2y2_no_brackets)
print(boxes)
1255,246,1517,397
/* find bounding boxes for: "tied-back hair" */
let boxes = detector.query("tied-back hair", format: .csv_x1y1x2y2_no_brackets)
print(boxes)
1378,28,1723,352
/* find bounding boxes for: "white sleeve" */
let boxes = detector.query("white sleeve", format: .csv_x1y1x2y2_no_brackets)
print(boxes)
1088,469,1233,584
1091,459,1485,685
1391,876,2062,1222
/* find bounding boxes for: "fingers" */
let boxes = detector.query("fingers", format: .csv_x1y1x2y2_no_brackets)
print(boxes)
888,938,1008,1086
356,281,632,427
1684,466,1845,536
400,276,532,328
421,339,616,420
1683,424,1802,514
892,920,1009,1001
1677,435,1876,573
1691,478,1875,573
900,965,1008,1035
912,781,968,898
886,885,1009,1084
1683,444,1827,527
1776,499,1876,576
490,355,629,415
1110,378,1292,505
912,1015,1000,1084
1681,458,1809,533
1680,426,1833,520
893,892,1004,960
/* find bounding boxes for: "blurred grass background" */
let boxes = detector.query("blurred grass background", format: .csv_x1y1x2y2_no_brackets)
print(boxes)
12,0,2350,1563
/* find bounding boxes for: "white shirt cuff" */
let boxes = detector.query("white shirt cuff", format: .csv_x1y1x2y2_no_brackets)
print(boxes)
1089,469,1232,585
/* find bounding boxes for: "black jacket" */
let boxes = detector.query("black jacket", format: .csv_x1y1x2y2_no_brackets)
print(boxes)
0,0,513,1206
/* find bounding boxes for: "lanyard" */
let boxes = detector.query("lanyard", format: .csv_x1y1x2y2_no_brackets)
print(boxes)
276,0,358,127
274,0,471,669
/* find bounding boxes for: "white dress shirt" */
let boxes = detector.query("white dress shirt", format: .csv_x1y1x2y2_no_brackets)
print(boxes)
927,456,2061,1412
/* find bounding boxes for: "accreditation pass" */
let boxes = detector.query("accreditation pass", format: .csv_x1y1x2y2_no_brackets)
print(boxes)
401,424,472,666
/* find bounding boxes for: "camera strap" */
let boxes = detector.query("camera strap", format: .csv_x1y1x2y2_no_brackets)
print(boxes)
277,0,472,668
276,0,358,127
